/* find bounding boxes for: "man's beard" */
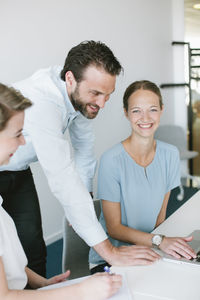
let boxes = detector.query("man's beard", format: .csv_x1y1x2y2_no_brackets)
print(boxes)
70,88,100,119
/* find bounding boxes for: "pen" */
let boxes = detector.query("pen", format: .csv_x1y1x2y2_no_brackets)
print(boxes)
104,265,112,274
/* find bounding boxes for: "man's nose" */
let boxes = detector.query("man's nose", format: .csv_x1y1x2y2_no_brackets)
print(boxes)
95,95,109,109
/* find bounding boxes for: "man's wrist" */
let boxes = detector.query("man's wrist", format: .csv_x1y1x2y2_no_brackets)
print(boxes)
93,238,116,264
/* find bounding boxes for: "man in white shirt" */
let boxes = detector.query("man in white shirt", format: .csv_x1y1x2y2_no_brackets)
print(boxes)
0,41,159,276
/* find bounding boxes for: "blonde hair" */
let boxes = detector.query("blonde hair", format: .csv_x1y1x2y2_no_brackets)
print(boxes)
0,83,32,130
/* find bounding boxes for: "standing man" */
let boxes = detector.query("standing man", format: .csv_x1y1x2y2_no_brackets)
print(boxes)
0,41,159,276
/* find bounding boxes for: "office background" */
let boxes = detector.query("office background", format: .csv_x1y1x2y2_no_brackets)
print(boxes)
0,0,186,245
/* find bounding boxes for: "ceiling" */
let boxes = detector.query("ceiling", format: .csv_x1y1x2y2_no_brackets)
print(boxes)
185,0,200,28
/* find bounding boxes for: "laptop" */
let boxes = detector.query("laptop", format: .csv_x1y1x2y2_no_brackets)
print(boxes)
162,230,200,266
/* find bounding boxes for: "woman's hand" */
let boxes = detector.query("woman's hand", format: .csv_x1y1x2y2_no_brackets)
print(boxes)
159,236,197,259
44,270,71,287
79,272,122,300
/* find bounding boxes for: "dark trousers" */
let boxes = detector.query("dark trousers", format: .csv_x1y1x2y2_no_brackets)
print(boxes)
0,168,46,277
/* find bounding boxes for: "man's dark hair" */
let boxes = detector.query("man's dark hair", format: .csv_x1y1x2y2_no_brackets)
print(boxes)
60,40,122,82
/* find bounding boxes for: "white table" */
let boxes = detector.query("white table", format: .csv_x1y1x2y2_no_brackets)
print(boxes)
41,191,200,300
112,190,200,300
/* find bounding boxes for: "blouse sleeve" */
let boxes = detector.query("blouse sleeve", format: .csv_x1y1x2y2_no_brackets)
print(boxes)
0,222,4,256
97,152,121,202
166,146,181,193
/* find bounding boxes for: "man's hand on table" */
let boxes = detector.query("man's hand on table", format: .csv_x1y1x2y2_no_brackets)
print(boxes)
107,244,160,266
94,239,160,267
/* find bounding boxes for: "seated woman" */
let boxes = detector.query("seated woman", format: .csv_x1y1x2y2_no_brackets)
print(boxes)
0,83,122,300
89,80,196,273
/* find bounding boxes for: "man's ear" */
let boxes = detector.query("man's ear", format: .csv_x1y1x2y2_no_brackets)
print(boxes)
65,71,76,87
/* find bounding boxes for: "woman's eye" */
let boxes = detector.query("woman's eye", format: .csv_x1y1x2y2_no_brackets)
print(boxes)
132,110,140,113
150,109,158,112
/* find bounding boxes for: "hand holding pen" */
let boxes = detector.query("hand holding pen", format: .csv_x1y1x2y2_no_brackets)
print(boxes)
78,270,122,300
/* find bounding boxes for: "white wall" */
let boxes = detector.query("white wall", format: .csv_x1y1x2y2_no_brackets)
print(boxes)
0,0,185,244
172,0,187,130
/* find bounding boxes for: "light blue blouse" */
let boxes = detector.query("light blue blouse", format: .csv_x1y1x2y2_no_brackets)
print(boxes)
89,140,181,265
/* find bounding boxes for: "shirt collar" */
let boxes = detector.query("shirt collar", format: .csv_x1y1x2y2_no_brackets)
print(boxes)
54,66,80,118
61,81,79,118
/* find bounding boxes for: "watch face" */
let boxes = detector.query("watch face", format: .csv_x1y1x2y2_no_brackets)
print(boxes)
153,235,162,245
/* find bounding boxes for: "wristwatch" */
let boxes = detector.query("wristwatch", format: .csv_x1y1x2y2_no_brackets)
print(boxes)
151,234,165,249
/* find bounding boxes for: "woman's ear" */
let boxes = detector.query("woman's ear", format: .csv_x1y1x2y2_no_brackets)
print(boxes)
124,107,128,119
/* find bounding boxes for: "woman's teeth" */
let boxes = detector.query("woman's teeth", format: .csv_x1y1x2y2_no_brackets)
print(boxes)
138,124,152,128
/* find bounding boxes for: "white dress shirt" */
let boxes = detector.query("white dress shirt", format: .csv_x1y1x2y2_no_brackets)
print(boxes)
0,66,107,246
0,196,28,289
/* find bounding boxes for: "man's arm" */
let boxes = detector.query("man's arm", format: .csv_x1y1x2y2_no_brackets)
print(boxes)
25,99,107,247
93,239,160,266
